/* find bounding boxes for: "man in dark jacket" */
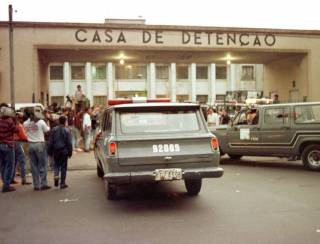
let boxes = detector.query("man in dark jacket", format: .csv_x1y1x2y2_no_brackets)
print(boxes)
47,116,72,189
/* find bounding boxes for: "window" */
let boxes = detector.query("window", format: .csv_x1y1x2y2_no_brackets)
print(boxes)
93,96,107,106
50,96,64,107
156,65,169,79
50,65,63,80
92,64,106,80
176,95,189,102
196,66,208,79
264,108,290,125
102,110,112,132
115,91,147,98
120,110,199,134
196,95,208,104
71,65,85,80
115,64,147,79
241,65,254,80
176,65,189,79
294,105,320,123
216,66,227,79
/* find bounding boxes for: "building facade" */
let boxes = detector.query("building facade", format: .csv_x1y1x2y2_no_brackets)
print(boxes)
0,19,319,106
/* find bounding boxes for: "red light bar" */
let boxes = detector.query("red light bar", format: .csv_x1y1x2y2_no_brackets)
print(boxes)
108,98,170,106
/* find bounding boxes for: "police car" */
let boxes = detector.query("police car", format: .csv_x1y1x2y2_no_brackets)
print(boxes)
94,98,223,200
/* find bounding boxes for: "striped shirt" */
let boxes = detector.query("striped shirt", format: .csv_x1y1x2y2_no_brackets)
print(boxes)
0,117,16,147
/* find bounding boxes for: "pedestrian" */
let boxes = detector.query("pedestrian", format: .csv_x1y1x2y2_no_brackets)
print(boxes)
23,110,51,191
47,116,72,189
0,104,17,193
82,107,92,152
75,85,84,112
207,107,219,131
273,94,280,104
220,109,230,125
11,112,31,185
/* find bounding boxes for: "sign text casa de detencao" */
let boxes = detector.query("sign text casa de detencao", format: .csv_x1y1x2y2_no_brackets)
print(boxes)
74,29,276,47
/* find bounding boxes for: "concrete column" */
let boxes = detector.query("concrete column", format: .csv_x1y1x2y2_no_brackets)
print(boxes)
107,62,114,99
170,63,176,102
209,63,216,105
85,62,93,105
63,62,71,99
191,63,197,102
227,64,237,91
149,63,156,99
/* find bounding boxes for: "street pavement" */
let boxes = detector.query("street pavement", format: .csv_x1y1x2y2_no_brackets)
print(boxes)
0,153,320,244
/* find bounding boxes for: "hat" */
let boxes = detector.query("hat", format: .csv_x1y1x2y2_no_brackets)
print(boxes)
0,107,15,118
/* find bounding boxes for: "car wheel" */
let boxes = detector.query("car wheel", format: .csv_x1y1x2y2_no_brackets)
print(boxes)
97,163,104,178
184,179,202,196
107,183,117,200
302,144,320,171
228,154,243,160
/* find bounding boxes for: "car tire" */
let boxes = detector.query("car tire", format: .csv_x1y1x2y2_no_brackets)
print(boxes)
302,144,320,171
184,179,202,196
228,154,243,160
107,183,117,200
97,163,104,178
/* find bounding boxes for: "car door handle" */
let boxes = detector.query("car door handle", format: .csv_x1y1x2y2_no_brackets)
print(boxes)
281,126,290,129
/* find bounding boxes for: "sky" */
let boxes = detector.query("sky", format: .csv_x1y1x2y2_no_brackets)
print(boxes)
1,0,320,30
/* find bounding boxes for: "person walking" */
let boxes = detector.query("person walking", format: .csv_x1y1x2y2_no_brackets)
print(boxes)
23,111,51,191
47,116,72,189
0,105,17,193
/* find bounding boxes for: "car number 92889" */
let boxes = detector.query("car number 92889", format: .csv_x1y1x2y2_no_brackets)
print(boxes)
152,144,180,153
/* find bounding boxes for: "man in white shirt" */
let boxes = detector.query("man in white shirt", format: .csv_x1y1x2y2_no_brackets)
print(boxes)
23,111,51,191
207,107,219,131
82,107,92,152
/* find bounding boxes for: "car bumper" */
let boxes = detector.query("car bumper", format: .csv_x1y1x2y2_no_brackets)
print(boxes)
104,167,224,184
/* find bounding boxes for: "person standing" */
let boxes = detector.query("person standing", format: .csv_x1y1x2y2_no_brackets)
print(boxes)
23,111,51,191
0,105,17,193
47,116,72,189
75,85,84,112
220,109,230,125
11,112,31,185
207,107,219,131
82,107,92,152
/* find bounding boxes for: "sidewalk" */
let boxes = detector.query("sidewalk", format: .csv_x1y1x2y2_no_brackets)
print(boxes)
67,150,96,171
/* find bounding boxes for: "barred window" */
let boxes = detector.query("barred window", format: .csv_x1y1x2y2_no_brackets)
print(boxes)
176,65,189,80
115,64,147,79
196,66,208,79
156,65,169,79
71,65,85,80
216,66,227,79
196,95,208,104
176,95,190,102
50,65,63,80
93,96,107,106
92,64,106,80
50,96,64,107
241,65,254,80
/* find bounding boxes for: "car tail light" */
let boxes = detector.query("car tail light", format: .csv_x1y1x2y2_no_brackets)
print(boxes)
109,142,117,156
210,137,219,151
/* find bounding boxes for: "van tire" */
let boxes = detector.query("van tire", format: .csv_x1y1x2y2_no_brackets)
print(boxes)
97,163,104,178
302,144,320,171
228,154,243,160
107,183,117,200
184,179,202,196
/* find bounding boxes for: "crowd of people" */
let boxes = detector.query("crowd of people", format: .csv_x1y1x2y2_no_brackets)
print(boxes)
0,85,102,193
206,107,232,131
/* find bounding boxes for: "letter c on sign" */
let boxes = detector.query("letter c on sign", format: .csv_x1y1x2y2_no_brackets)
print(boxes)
75,29,87,42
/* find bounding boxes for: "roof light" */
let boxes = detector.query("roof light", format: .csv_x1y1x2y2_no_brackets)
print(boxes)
108,98,171,106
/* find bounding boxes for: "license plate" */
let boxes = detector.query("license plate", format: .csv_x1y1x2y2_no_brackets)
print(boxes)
154,168,182,181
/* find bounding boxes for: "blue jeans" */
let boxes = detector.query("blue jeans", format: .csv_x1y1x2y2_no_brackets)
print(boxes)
53,154,68,185
28,142,48,188
84,128,91,151
69,126,78,150
0,143,14,190
12,141,27,181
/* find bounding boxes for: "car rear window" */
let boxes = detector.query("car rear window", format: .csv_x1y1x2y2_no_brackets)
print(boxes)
120,110,200,134
294,104,320,124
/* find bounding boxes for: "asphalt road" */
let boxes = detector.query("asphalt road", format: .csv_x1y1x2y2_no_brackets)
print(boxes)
0,155,320,244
